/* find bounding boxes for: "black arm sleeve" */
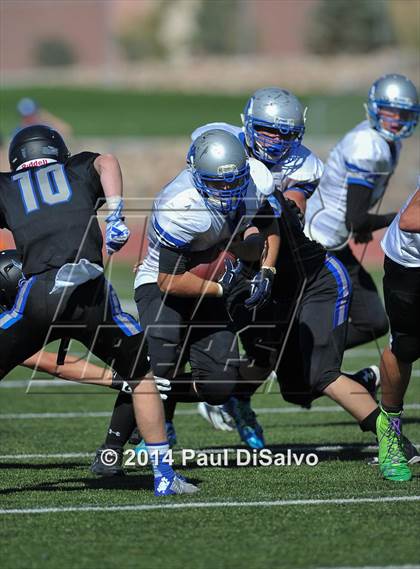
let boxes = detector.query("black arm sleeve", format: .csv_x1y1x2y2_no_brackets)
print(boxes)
159,245,190,275
346,184,396,233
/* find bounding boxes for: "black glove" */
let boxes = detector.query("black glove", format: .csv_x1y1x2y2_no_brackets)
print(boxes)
218,259,250,314
244,267,276,310
285,197,304,225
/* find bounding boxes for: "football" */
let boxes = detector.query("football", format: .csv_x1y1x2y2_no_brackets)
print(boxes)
189,250,236,281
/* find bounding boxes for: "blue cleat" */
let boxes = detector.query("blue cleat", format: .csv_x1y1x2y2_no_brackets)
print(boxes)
225,397,266,449
165,421,177,448
154,473,199,496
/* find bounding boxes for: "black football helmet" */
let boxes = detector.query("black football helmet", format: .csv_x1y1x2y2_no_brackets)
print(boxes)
9,125,70,171
0,250,23,311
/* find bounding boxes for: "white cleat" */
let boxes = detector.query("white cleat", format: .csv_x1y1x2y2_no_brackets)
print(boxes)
197,402,235,431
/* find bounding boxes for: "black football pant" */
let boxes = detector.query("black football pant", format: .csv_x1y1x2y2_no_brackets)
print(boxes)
383,255,420,363
105,283,240,441
334,246,389,349
135,283,240,408
0,270,150,380
237,256,351,407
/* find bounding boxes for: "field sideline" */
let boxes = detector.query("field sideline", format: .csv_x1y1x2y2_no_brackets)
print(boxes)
1,264,419,568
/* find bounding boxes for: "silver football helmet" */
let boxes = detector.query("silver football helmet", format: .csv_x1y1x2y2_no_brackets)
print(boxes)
366,74,419,141
242,87,307,164
187,129,250,214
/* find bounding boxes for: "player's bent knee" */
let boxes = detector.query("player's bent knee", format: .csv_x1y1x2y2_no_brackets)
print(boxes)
195,377,236,405
391,334,420,364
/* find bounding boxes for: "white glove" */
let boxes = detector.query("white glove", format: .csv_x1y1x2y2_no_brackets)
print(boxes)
154,376,171,400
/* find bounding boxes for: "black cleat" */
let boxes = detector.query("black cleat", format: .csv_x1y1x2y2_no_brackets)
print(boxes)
351,365,380,399
129,427,141,446
90,445,124,477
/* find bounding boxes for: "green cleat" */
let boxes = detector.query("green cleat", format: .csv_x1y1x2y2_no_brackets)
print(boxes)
376,407,412,482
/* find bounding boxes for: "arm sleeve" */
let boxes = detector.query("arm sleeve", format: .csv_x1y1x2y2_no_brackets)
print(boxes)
346,184,396,233
159,245,190,275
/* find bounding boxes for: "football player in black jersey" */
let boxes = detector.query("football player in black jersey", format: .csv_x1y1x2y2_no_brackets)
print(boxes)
0,249,171,403
0,126,197,496
217,190,419,466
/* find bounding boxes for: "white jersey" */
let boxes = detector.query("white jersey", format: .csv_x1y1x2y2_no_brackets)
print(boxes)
381,190,420,268
135,159,274,288
304,120,401,250
192,122,323,198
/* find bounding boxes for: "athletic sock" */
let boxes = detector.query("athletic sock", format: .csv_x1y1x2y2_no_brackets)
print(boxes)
110,371,132,394
164,398,177,422
104,391,136,448
145,442,175,479
359,407,381,434
382,404,403,414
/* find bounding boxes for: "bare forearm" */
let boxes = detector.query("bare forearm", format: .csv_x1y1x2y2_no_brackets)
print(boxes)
284,190,307,215
158,271,221,297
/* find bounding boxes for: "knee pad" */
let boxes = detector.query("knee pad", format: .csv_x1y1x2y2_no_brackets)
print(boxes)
280,389,315,408
195,374,236,405
391,332,420,364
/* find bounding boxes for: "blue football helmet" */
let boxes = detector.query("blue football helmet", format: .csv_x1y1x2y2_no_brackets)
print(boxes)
366,74,419,142
242,87,306,164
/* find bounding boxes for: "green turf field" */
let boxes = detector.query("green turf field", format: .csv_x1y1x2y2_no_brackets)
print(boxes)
1,263,419,569
0,87,365,138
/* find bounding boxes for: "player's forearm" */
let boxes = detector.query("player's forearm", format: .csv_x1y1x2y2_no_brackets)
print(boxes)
22,351,112,385
399,191,420,233
346,183,396,233
283,190,307,214
157,271,221,297
262,230,280,268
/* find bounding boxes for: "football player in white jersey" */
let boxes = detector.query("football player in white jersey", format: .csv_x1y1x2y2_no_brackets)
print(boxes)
305,74,419,350
91,129,279,473
376,187,420,481
192,88,324,447
192,87,323,214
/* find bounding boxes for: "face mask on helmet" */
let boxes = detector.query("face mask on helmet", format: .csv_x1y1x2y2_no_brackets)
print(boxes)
191,161,250,215
366,75,420,142
0,250,23,311
247,119,305,164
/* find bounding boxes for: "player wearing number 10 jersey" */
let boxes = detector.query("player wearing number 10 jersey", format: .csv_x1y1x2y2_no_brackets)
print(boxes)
0,125,197,496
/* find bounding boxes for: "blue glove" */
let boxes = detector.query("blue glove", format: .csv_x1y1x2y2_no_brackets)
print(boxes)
244,267,275,310
105,200,130,255
218,259,250,313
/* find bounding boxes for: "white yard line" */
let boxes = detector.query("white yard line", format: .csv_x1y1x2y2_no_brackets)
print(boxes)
1,403,420,420
0,495,419,516
1,442,419,461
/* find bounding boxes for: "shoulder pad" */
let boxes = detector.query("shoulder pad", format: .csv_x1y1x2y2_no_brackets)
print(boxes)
343,127,391,175
154,171,211,248
249,158,274,196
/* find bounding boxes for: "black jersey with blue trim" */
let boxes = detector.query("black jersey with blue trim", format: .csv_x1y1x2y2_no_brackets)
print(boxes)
0,152,105,277
254,189,326,295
